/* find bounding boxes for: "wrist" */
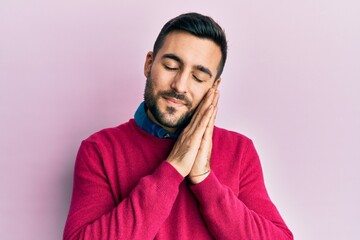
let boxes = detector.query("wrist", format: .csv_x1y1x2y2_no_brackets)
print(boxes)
188,169,211,184
166,159,189,177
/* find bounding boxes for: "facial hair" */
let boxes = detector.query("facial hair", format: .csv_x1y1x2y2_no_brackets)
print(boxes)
144,76,195,129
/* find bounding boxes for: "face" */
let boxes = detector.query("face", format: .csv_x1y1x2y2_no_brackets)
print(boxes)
144,31,222,133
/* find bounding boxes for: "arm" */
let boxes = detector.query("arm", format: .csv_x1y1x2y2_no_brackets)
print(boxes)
189,140,294,239
63,141,183,240
166,87,292,238
183,89,292,239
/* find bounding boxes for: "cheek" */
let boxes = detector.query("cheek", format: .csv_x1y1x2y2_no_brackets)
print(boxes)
149,70,165,89
191,89,209,107
151,70,174,90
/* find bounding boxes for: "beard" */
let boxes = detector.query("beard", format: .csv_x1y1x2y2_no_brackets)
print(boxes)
144,76,195,129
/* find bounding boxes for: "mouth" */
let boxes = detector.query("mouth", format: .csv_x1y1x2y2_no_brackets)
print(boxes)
162,96,187,107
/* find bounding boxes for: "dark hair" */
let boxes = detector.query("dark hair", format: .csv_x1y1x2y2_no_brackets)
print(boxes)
153,12,228,79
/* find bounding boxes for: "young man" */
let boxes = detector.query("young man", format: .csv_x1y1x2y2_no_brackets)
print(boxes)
63,13,293,239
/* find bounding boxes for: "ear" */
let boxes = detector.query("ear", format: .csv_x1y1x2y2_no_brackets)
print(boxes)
144,51,153,78
213,77,222,90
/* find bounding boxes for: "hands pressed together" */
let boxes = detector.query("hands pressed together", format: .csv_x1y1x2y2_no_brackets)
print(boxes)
167,88,219,184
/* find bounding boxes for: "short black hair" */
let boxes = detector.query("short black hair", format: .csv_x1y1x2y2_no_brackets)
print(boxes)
153,12,228,79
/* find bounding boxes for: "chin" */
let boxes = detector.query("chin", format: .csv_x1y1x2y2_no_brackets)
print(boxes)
161,109,193,129
162,115,184,127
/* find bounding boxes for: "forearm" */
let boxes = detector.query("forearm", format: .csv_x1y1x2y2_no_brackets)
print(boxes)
190,172,293,240
64,161,183,240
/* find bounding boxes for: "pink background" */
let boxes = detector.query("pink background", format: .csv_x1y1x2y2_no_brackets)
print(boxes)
1,0,359,239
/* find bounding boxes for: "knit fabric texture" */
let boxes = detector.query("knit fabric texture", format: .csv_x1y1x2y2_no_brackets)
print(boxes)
63,119,293,240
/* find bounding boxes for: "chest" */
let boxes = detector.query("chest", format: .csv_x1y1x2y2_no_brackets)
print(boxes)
103,139,242,202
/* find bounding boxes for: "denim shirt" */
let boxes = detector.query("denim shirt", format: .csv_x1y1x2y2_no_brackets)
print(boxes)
134,102,180,139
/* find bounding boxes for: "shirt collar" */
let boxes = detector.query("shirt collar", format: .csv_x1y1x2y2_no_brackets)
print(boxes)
134,102,179,139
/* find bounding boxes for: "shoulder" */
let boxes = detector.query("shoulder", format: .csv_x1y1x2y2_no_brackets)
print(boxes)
83,119,136,146
212,126,257,158
213,125,252,144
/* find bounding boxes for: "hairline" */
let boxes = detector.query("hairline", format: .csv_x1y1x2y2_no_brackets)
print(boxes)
153,30,223,79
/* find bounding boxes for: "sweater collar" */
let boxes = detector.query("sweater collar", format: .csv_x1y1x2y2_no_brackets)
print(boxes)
134,102,180,139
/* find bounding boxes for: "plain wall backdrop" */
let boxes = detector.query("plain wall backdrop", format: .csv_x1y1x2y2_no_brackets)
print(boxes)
1,0,359,239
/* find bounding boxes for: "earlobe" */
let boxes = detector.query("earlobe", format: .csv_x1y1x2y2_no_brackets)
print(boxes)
144,51,153,77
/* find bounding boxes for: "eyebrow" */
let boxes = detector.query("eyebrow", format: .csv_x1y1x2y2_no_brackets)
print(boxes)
196,65,213,78
161,53,213,78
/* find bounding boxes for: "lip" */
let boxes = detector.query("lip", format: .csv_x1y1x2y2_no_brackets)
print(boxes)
163,96,186,106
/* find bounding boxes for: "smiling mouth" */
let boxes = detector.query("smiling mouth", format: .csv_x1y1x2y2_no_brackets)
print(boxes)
163,96,187,107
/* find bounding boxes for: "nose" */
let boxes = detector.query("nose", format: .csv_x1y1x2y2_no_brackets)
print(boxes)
170,70,189,94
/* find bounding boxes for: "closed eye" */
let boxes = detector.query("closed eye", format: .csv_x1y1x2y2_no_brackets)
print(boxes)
163,64,179,71
193,74,204,83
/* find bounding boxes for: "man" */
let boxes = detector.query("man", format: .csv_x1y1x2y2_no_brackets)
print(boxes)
63,13,293,239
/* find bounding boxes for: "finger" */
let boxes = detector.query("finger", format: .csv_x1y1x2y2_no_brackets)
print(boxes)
204,105,217,140
190,104,215,140
208,91,219,136
188,88,216,131
198,87,215,110
189,88,214,124
191,89,218,133
212,90,220,107
191,107,217,174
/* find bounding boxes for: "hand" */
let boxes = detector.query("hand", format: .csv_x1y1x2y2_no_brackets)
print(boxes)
188,91,219,184
166,88,219,177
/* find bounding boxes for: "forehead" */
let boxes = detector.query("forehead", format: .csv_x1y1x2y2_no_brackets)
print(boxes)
156,31,222,74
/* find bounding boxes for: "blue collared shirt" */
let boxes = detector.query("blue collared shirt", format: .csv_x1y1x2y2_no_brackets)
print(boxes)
134,102,180,139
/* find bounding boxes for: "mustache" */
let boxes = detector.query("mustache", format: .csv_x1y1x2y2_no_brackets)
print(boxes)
159,90,191,106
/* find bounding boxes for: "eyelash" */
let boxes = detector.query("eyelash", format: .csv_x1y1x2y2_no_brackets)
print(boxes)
164,65,178,71
193,75,204,83
164,64,204,83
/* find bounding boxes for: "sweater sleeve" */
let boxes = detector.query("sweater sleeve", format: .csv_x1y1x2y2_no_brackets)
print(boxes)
63,140,184,240
189,140,293,240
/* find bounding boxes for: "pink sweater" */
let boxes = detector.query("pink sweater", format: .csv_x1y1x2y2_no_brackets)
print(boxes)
63,119,293,239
